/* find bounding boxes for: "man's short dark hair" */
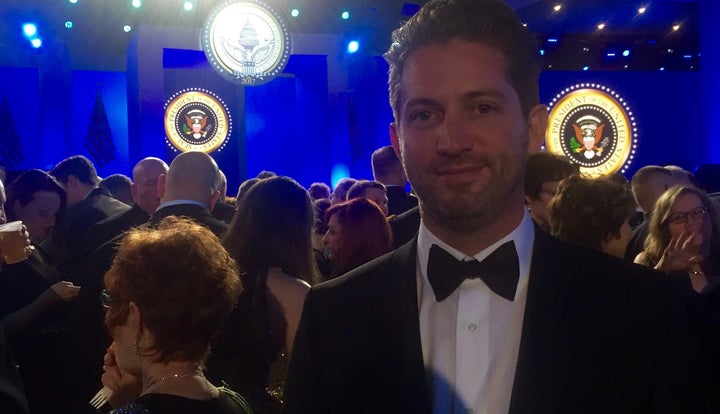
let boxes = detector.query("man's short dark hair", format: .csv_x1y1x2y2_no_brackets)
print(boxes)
371,146,402,180
524,152,578,200
308,182,332,200
384,0,542,121
347,180,386,201
49,155,100,186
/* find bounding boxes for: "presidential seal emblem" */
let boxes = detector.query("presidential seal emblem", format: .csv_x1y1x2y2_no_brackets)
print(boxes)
546,84,637,177
164,89,232,153
203,0,290,86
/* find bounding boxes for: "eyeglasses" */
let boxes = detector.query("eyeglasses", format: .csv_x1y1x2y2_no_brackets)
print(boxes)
100,289,116,309
666,207,707,225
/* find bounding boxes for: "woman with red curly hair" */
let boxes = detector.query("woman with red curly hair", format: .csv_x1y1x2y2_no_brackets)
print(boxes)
323,197,393,278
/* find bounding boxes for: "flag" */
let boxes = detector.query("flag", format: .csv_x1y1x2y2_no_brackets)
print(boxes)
348,97,364,162
84,88,116,168
0,96,24,168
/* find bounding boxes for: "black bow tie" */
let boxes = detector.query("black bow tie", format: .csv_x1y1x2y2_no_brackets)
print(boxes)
427,241,519,302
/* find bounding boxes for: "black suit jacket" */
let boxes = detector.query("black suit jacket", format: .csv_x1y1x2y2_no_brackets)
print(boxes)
385,186,418,217
42,187,130,266
283,229,712,414
81,203,150,254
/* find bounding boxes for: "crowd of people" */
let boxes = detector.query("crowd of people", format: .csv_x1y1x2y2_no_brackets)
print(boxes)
1,0,720,413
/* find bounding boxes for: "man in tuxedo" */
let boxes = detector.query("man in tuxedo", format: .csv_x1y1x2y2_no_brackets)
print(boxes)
372,145,417,216
283,1,712,413
43,155,130,266
82,157,169,252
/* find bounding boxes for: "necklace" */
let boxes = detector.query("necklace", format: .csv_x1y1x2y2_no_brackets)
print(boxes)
144,371,203,391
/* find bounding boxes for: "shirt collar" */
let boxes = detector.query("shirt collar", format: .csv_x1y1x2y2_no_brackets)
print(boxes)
155,199,206,212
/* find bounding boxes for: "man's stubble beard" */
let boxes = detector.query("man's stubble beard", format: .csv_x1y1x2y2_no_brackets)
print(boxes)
407,145,528,235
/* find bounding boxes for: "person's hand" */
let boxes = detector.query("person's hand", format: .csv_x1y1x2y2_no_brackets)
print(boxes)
102,345,143,408
49,281,81,301
655,230,704,273
20,225,34,258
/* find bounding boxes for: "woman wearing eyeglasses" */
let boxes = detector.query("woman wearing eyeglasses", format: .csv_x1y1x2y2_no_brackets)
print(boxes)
635,185,720,293
100,217,252,414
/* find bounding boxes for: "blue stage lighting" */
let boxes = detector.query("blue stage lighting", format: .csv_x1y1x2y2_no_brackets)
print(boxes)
183,1,194,11
539,49,545,56
547,38,558,43
123,25,132,33
65,21,73,29
30,38,42,48
582,66,590,71
659,67,665,71
132,0,141,8
22,23,37,37
347,40,359,53
291,8,300,17
69,0,78,3
606,52,616,57
622,50,630,57
341,11,350,20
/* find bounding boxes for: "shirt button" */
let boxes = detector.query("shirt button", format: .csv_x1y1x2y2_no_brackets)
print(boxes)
468,323,477,332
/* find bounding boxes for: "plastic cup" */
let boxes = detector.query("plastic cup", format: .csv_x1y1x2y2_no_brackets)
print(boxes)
0,221,28,264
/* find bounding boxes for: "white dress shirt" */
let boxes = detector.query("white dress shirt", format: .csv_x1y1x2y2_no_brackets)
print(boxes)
416,211,535,414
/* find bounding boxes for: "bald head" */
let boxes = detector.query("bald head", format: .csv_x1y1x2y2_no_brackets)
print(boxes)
131,157,169,214
160,152,221,208
631,165,680,213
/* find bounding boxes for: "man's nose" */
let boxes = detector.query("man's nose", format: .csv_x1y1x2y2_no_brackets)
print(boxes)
437,114,473,155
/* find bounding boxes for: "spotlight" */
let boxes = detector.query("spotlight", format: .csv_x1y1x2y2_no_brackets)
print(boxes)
638,7,646,14
539,49,545,56
582,66,590,71
659,67,665,71
347,40,359,54
65,21,73,29
341,11,350,20
69,0,78,3
597,23,605,30
672,24,680,31
622,50,630,57
22,23,37,37
290,8,300,17
30,38,42,48
606,52,616,57
183,0,194,11
123,25,132,32
553,4,561,12
132,0,141,8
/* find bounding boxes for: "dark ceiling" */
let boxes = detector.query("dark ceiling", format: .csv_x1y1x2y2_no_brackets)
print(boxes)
0,0,701,71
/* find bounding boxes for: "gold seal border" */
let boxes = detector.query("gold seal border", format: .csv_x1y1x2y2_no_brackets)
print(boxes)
546,87,634,177
202,0,291,86
164,91,231,154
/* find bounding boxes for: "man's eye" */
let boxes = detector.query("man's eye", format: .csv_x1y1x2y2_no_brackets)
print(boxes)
409,110,433,122
476,103,494,114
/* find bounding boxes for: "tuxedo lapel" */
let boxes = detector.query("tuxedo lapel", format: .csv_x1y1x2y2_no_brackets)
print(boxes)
509,229,576,414
378,236,432,413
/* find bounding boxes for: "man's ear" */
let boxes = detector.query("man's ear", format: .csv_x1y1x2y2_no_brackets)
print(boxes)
66,175,79,191
157,174,167,199
209,190,221,211
390,122,401,159
130,183,138,202
527,104,549,154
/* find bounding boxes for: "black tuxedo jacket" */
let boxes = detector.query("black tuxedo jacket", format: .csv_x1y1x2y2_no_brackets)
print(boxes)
283,229,712,414
386,186,418,217
81,203,150,254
